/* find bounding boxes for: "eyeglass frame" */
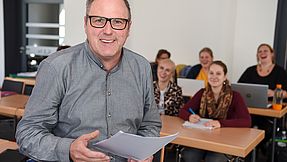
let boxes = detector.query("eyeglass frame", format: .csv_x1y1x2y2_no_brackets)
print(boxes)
87,15,129,30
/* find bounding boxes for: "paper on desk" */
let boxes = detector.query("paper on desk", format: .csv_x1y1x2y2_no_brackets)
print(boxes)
93,131,178,160
16,71,37,77
183,118,213,130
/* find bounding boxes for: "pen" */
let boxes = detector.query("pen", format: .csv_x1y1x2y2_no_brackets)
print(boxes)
188,108,196,115
188,108,200,121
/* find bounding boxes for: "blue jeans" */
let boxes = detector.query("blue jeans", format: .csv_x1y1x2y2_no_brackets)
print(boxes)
182,147,228,162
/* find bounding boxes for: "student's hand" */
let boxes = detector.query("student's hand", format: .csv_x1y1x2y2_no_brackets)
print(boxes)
70,130,110,162
204,120,221,129
188,114,201,123
268,89,274,97
128,156,153,162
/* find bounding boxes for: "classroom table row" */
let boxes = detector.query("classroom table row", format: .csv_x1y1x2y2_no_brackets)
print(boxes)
4,77,36,86
0,115,264,162
0,139,18,153
1,94,287,162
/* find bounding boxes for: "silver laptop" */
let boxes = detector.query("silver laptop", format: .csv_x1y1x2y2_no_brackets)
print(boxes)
177,78,204,96
231,83,271,108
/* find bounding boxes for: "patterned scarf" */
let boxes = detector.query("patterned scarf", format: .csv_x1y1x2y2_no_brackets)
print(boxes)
199,83,233,119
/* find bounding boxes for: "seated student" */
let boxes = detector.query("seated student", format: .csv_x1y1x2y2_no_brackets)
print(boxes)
151,49,171,81
153,59,183,116
238,43,287,157
238,43,287,99
179,60,251,162
186,47,214,87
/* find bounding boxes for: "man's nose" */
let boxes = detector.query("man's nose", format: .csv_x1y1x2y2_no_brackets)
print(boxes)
103,21,113,34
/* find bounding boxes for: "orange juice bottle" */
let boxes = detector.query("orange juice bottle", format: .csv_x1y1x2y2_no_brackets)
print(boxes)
272,84,283,110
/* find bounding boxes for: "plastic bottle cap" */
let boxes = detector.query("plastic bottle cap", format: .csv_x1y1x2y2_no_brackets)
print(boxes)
276,84,282,89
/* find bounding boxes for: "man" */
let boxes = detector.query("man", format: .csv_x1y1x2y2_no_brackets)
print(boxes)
15,0,161,162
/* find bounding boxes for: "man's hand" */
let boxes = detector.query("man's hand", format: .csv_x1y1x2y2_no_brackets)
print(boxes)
128,156,153,162
70,130,110,162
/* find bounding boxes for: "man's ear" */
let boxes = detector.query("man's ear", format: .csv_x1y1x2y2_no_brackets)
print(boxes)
84,15,88,32
127,21,132,36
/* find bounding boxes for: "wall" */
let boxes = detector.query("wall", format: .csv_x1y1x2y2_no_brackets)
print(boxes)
232,0,277,81
63,0,277,82
64,0,85,46
0,0,4,85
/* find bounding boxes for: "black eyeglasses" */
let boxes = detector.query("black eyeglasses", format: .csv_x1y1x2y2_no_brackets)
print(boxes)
87,15,129,30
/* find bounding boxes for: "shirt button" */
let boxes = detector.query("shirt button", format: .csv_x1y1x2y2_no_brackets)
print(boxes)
108,91,111,96
108,113,112,118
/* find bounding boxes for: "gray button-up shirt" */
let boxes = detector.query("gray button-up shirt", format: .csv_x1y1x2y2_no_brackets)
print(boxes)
16,41,161,162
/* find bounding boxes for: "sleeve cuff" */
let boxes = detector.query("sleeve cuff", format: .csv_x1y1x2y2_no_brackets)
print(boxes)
55,138,75,162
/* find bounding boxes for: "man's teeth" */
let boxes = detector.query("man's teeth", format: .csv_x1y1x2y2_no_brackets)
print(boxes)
101,39,113,43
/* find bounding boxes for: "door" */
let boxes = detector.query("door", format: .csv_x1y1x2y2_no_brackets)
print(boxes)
21,0,64,72
4,0,64,75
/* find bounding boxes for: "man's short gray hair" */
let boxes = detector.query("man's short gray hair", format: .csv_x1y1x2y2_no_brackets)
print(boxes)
86,0,131,20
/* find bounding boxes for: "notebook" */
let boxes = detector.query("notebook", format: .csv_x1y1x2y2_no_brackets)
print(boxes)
231,83,271,108
177,78,204,96
182,118,213,130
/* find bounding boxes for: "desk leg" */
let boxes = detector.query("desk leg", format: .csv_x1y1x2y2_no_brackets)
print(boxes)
252,148,256,162
13,115,17,138
160,147,165,162
234,156,239,162
271,118,277,162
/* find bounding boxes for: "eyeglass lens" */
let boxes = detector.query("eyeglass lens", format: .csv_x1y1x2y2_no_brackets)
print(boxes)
89,16,128,30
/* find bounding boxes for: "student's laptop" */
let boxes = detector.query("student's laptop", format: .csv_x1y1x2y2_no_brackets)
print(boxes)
231,83,271,108
177,78,204,96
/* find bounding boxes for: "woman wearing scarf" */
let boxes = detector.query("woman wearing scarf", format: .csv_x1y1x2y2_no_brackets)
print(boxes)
179,60,251,162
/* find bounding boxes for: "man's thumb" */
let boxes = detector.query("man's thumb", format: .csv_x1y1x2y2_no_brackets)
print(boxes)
82,130,100,141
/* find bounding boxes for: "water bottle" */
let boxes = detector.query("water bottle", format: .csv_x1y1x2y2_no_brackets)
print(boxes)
272,84,283,110
277,130,287,147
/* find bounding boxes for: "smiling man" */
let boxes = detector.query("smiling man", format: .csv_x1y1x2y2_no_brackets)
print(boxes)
15,0,161,162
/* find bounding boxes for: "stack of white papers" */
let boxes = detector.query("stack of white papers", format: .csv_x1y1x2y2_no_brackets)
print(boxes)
182,118,213,130
93,131,178,160
17,71,37,77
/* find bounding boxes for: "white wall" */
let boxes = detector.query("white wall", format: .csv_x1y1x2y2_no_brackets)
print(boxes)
64,0,277,82
232,0,277,81
64,0,85,46
0,0,4,86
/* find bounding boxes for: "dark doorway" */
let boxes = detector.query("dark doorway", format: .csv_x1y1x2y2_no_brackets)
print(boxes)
3,0,63,76
3,0,23,76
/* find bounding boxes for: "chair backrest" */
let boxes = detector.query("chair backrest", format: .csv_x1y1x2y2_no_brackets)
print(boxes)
175,64,186,77
180,65,193,78
1,79,24,94
23,85,34,95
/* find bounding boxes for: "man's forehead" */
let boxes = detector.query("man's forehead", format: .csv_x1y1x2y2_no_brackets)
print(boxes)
88,0,129,17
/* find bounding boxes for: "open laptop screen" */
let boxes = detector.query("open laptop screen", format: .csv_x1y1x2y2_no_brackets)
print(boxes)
177,78,204,96
231,83,270,108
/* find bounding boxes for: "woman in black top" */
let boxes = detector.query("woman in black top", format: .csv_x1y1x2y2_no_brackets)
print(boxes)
238,43,287,98
238,43,287,159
